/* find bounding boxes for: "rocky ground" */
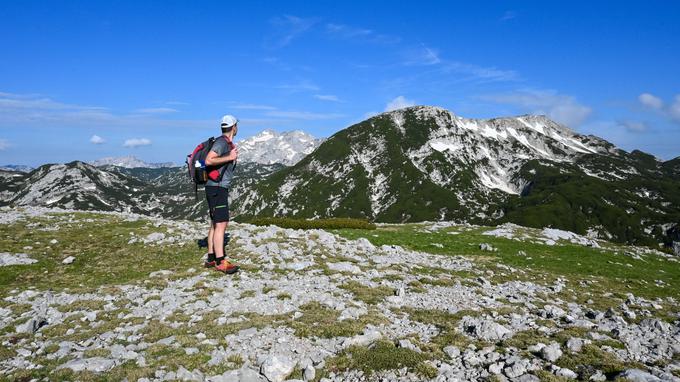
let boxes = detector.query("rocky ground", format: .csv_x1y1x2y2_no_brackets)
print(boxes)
0,207,679,382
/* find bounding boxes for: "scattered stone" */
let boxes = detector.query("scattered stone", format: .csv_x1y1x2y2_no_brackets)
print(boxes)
342,329,382,348
327,261,361,274
541,342,563,362
589,370,607,381
555,367,578,379
460,316,511,341
62,256,75,264
56,357,116,373
397,339,420,352
479,243,497,252
260,355,296,382
16,316,47,334
303,365,315,381
566,337,585,353
616,369,663,382
0,252,37,266
443,345,460,359
143,232,166,244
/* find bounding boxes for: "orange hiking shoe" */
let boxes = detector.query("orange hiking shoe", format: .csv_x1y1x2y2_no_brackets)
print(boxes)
204,253,216,268
215,259,239,274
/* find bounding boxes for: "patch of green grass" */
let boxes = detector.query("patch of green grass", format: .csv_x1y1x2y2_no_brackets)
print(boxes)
56,299,106,313
323,340,434,377
251,217,376,230
0,213,206,294
399,307,481,353
339,281,394,305
276,292,291,300
290,302,386,338
555,344,639,379
239,290,256,299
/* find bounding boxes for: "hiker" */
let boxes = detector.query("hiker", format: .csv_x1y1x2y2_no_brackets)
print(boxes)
203,115,240,274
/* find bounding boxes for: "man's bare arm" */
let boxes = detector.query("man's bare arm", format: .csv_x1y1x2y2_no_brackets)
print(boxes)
205,148,238,166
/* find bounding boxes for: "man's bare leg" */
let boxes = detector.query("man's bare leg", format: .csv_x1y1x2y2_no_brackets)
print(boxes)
213,221,228,260
207,224,215,255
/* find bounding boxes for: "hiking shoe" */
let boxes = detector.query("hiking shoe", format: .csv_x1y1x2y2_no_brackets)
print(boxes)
204,260,217,268
215,260,239,274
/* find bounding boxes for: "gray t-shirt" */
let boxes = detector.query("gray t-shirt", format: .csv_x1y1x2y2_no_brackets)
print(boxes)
205,137,236,188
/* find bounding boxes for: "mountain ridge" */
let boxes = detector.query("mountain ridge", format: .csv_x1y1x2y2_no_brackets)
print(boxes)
234,105,679,247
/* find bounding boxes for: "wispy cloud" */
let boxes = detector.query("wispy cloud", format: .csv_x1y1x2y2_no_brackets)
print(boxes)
481,89,592,127
263,110,344,120
619,120,648,132
325,23,400,44
276,80,320,93
90,135,105,144
134,107,177,114
400,47,518,82
0,91,210,129
403,45,442,66
639,93,663,109
385,96,417,112
639,92,680,123
441,61,519,82
314,94,340,102
123,138,151,148
0,139,9,151
268,15,318,48
501,11,517,21
231,103,278,111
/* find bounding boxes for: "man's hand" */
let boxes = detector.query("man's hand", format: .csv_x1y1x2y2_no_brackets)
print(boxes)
225,147,239,161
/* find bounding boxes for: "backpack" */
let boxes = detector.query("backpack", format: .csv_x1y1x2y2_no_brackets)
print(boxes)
186,136,236,197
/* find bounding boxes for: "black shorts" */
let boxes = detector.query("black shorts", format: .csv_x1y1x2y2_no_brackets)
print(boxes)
205,186,229,223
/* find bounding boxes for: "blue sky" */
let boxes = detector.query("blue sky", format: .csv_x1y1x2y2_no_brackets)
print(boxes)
1,1,679,166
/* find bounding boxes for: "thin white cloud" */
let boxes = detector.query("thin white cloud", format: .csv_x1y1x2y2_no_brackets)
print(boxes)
227,102,278,111
0,139,9,151
268,15,318,48
670,95,680,122
501,11,517,21
276,80,320,92
123,138,152,148
403,46,441,66
385,96,417,112
638,92,680,123
639,93,663,110
0,91,211,129
135,107,177,114
619,121,648,132
314,94,340,102
264,110,344,120
325,23,400,44
481,89,592,127
90,135,105,144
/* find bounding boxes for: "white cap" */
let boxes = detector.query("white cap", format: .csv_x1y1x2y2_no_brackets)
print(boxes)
220,115,238,129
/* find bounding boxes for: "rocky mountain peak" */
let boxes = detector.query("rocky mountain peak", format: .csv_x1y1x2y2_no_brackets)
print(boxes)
237,129,324,166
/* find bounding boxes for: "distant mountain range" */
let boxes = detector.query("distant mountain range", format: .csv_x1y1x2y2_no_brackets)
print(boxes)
0,165,33,172
0,161,283,220
89,155,177,169
0,111,678,250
